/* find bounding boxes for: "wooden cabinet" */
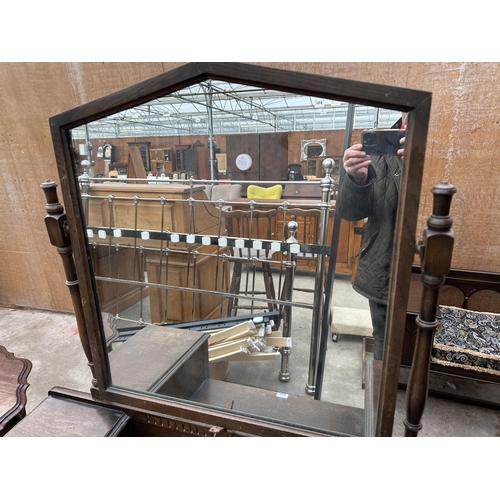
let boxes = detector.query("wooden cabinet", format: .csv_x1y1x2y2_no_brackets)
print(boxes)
226,133,288,195
230,197,363,276
306,156,342,178
127,141,151,172
184,147,210,178
146,248,228,324
150,148,173,175
171,145,211,179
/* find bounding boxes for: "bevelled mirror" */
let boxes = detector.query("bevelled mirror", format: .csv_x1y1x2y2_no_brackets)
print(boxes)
49,63,431,437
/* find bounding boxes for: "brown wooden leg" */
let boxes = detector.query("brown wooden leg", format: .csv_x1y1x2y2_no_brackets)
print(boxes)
41,180,98,388
404,277,442,436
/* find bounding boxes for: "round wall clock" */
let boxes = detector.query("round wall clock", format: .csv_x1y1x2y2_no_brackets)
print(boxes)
235,153,252,171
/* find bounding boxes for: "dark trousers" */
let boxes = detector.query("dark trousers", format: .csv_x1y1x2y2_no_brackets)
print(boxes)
368,300,387,360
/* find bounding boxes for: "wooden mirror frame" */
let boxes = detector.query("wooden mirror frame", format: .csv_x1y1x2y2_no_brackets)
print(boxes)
49,62,431,437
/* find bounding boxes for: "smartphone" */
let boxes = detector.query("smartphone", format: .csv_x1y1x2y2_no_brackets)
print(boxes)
361,129,405,156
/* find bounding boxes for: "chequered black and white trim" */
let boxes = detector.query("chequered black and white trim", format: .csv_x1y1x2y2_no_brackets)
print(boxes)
85,226,331,255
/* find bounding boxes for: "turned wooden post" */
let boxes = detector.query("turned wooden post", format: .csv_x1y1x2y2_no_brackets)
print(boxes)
41,180,98,388
404,181,456,436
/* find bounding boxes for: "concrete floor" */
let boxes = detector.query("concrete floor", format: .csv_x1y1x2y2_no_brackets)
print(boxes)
1,272,500,437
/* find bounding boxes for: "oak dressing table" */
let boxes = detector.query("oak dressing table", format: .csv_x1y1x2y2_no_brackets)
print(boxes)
6,62,436,437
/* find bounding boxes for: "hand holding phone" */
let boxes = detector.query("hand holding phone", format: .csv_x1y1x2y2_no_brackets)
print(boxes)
361,129,405,156
343,144,371,185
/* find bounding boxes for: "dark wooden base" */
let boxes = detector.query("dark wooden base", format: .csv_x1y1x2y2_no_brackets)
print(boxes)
5,383,365,437
398,366,500,411
5,322,366,437
4,388,131,437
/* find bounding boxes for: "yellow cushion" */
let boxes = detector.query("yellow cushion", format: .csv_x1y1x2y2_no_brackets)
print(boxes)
247,184,283,199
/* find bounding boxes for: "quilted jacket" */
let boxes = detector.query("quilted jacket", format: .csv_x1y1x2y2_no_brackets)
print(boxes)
337,154,402,304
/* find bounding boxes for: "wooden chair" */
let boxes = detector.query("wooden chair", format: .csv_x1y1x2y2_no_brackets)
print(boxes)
222,209,279,317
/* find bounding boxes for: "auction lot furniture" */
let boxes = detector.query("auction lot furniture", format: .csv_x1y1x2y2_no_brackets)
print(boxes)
6,62,436,437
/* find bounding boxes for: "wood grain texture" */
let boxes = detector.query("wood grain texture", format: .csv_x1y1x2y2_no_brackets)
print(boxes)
191,378,365,436
1,62,498,311
3,392,128,437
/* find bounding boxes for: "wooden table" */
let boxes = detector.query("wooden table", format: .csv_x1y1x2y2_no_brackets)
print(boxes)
0,345,32,436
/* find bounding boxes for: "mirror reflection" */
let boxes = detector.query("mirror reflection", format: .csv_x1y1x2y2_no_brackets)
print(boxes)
69,79,403,434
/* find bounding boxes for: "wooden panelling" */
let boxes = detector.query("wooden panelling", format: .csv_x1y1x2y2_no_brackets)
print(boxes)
226,133,261,188
259,132,288,181
225,133,288,195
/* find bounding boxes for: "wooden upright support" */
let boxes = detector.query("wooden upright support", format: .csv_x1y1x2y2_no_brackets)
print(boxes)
404,181,456,437
41,180,97,388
